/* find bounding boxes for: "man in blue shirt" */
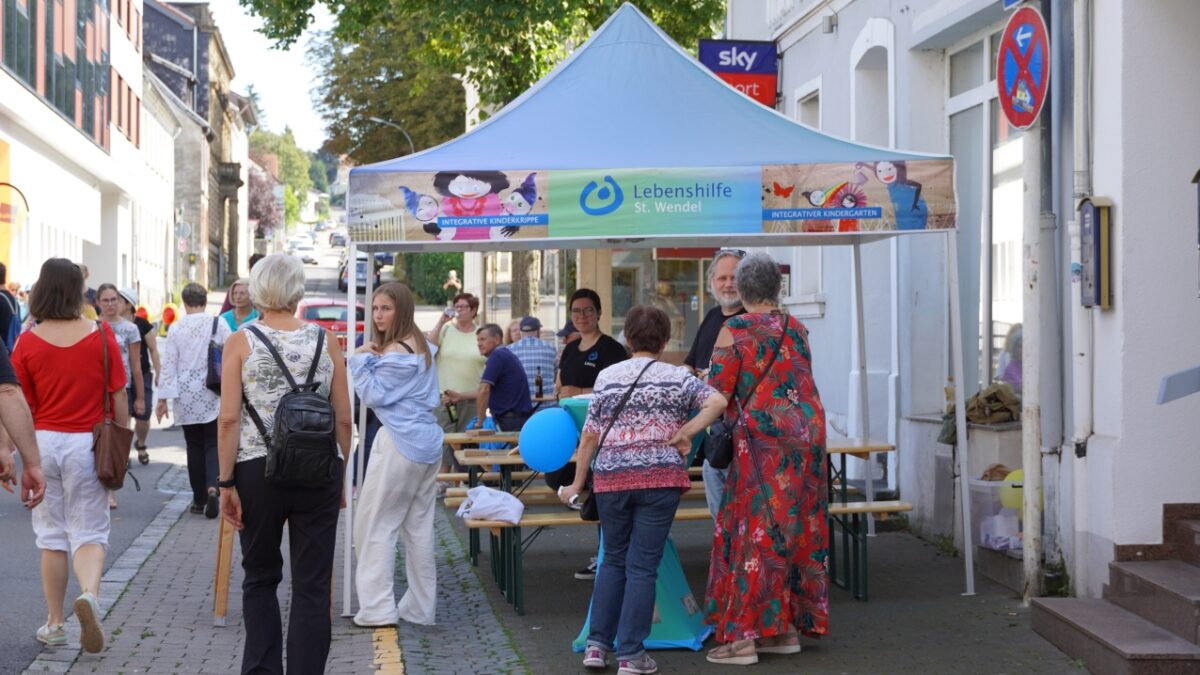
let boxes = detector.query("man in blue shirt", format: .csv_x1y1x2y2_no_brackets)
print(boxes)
461,324,533,432
505,316,557,401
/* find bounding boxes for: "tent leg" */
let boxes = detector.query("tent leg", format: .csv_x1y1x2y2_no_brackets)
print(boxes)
851,243,875,536
947,230,977,596
342,244,365,617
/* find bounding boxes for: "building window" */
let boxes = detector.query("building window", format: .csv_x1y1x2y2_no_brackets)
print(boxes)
946,31,1024,394
787,76,825,317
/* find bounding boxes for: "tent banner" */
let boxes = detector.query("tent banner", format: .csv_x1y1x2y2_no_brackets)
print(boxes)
348,159,955,243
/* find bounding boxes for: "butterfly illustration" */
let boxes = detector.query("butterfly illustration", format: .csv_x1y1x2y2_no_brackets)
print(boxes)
772,181,795,198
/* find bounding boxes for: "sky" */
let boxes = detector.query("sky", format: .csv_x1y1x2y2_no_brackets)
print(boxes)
202,0,333,151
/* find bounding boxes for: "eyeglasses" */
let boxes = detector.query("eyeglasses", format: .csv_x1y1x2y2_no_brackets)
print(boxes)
570,306,597,317
453,303,472,311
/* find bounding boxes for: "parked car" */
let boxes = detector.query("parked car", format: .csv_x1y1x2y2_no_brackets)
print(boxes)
291,242,318,264
329,232,348,247
295,299,365,351
337,257,381,292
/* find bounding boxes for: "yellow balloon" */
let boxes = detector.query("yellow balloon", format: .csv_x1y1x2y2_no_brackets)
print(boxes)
999,469,1024,510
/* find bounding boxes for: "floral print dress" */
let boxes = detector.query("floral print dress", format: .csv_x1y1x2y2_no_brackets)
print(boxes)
703,311,829,642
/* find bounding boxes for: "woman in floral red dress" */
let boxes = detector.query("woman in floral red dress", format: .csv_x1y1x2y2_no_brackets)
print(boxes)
703,253,829,666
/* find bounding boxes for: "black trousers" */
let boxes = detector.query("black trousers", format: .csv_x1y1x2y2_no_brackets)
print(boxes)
494,409,531,433
181,421,218,507
235,457,342,675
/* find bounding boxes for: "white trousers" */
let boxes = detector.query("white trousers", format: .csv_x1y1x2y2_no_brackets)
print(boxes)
32,430,109,554
353,428,440,626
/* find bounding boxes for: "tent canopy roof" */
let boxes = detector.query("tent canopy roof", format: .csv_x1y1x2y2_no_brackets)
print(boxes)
351,3,940,176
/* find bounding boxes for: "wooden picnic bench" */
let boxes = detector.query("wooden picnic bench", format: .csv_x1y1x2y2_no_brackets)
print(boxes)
463,500,912,615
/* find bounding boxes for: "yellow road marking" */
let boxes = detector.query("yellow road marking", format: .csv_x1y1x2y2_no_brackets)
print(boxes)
372,626,404,673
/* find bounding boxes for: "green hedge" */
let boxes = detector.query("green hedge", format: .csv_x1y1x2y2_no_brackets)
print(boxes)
402,252,465,305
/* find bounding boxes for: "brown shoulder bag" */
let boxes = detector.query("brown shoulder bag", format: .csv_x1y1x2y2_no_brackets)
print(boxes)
93,321,135,490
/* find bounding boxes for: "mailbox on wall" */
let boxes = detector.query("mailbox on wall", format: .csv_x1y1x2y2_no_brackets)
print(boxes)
1079,197,1112,309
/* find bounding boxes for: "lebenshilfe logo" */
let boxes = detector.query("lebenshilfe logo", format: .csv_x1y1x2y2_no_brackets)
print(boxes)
580,176,623,216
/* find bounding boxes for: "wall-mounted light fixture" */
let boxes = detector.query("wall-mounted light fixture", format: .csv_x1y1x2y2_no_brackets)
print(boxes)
822,13,838,34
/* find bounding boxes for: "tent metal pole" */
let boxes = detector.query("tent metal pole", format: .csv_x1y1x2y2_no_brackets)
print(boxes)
947,230,977,595
851,243,876,535
342,243,361,617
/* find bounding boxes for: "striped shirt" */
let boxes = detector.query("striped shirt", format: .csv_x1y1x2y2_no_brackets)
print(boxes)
505,336,556,398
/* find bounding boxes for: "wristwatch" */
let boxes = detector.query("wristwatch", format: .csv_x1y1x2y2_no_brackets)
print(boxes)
217,477,237,489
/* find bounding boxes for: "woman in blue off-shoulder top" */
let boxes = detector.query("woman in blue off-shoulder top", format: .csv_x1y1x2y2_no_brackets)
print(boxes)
349,282,443,627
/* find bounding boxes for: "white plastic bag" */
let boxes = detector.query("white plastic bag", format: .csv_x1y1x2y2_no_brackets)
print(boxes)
455,486,525,524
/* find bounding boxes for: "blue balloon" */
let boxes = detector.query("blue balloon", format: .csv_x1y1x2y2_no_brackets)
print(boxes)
519,408,580,473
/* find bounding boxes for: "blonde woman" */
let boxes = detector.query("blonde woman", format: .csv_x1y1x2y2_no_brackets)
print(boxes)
351,282,442,626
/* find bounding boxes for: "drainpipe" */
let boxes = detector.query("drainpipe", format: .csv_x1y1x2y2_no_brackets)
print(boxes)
1070,0,1095,593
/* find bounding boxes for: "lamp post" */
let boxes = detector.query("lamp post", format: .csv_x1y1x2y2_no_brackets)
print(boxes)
367,116,416,155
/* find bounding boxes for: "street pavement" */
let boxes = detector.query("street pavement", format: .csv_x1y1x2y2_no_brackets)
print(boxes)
6,241,1086,673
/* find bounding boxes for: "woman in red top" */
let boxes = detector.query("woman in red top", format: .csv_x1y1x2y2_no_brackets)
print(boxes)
11,258,128,654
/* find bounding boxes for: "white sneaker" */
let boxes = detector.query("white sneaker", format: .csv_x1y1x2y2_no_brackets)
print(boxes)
73,592,104,653
36,622,66,647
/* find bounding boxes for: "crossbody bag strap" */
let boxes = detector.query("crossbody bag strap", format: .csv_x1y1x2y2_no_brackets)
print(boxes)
303,328,325,387
592,359,657,468
210,316,219,340
245,324,301,391
97,321,111,419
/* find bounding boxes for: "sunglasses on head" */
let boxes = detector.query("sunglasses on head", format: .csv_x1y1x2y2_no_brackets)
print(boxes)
714,248,746,260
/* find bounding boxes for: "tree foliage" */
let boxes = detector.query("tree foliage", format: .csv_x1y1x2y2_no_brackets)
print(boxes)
250,127,312,199
283,186,300,226
307,22,464,165
403,252,464,306
248,168,281,234
244,0,723,113
308,153,330,194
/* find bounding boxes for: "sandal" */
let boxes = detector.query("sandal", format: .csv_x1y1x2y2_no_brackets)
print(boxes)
755,633,802,655
706,640,758,666
136,443,149,465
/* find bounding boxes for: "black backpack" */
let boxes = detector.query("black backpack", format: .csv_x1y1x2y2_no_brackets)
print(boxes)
243,325,340,488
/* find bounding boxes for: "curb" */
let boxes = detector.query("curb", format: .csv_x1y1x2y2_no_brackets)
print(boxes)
22,464,191,674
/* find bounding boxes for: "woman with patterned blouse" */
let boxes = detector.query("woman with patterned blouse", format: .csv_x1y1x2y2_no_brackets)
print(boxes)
216,254,352,675
560,305,726,675
156,283,231,517
703,253,829,666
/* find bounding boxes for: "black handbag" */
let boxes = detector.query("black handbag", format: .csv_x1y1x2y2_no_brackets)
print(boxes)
704,316,788,470
579,359,657,521
205,317,223,395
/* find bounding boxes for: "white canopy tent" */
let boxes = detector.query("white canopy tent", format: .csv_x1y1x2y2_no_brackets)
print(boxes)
342,3,974,615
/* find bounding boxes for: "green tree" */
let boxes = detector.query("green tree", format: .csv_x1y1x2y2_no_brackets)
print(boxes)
250,127,312,199
243,0,723,113
308,153,330,194
283,185,300,226
245,83,267,127
307,23,464,165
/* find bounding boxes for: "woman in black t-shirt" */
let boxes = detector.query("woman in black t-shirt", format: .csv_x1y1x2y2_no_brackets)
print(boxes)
556,289,628,398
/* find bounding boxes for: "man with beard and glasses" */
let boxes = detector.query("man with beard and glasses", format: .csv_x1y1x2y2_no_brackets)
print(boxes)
684,248,746,521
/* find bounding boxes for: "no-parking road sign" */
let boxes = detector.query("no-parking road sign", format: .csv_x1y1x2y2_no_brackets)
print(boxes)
996,6,1049,130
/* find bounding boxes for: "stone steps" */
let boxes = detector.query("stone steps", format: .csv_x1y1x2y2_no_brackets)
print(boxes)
1031,597,1200,675
1106,560,1200,645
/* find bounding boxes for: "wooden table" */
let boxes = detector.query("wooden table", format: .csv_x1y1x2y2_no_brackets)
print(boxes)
826,437,897,600
443,431,520,451
453,449,531,567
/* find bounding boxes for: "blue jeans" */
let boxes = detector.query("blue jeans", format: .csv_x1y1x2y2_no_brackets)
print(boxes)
587,488,681,660
702,459,728,521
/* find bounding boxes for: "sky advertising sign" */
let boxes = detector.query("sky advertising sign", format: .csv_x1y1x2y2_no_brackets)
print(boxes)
698,39,778,107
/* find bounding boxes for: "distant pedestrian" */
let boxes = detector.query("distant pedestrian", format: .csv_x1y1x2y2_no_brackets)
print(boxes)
504,318,522,345
0,262,21,352
78,264,98,317
220,253,265,314
350,282,442,627
441,269,462,298
156,283,230,518
96,284,143,510
220,279,259,332
506,316,556,401
119,288,159,465
216,253,351,675
11,258,128,654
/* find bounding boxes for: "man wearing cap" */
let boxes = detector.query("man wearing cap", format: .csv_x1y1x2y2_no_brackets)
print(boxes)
685,248,746,521
506,317,557,402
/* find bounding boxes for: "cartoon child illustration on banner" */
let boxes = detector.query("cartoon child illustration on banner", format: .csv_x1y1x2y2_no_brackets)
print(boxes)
399,170,547,240
863,160,929,230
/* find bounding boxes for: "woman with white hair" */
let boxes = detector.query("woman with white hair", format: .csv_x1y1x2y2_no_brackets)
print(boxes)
703,252,829,666
216,254,352,674
219,278,258,331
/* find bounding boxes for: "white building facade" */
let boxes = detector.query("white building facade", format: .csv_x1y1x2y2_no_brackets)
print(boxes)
729,0,1200,605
